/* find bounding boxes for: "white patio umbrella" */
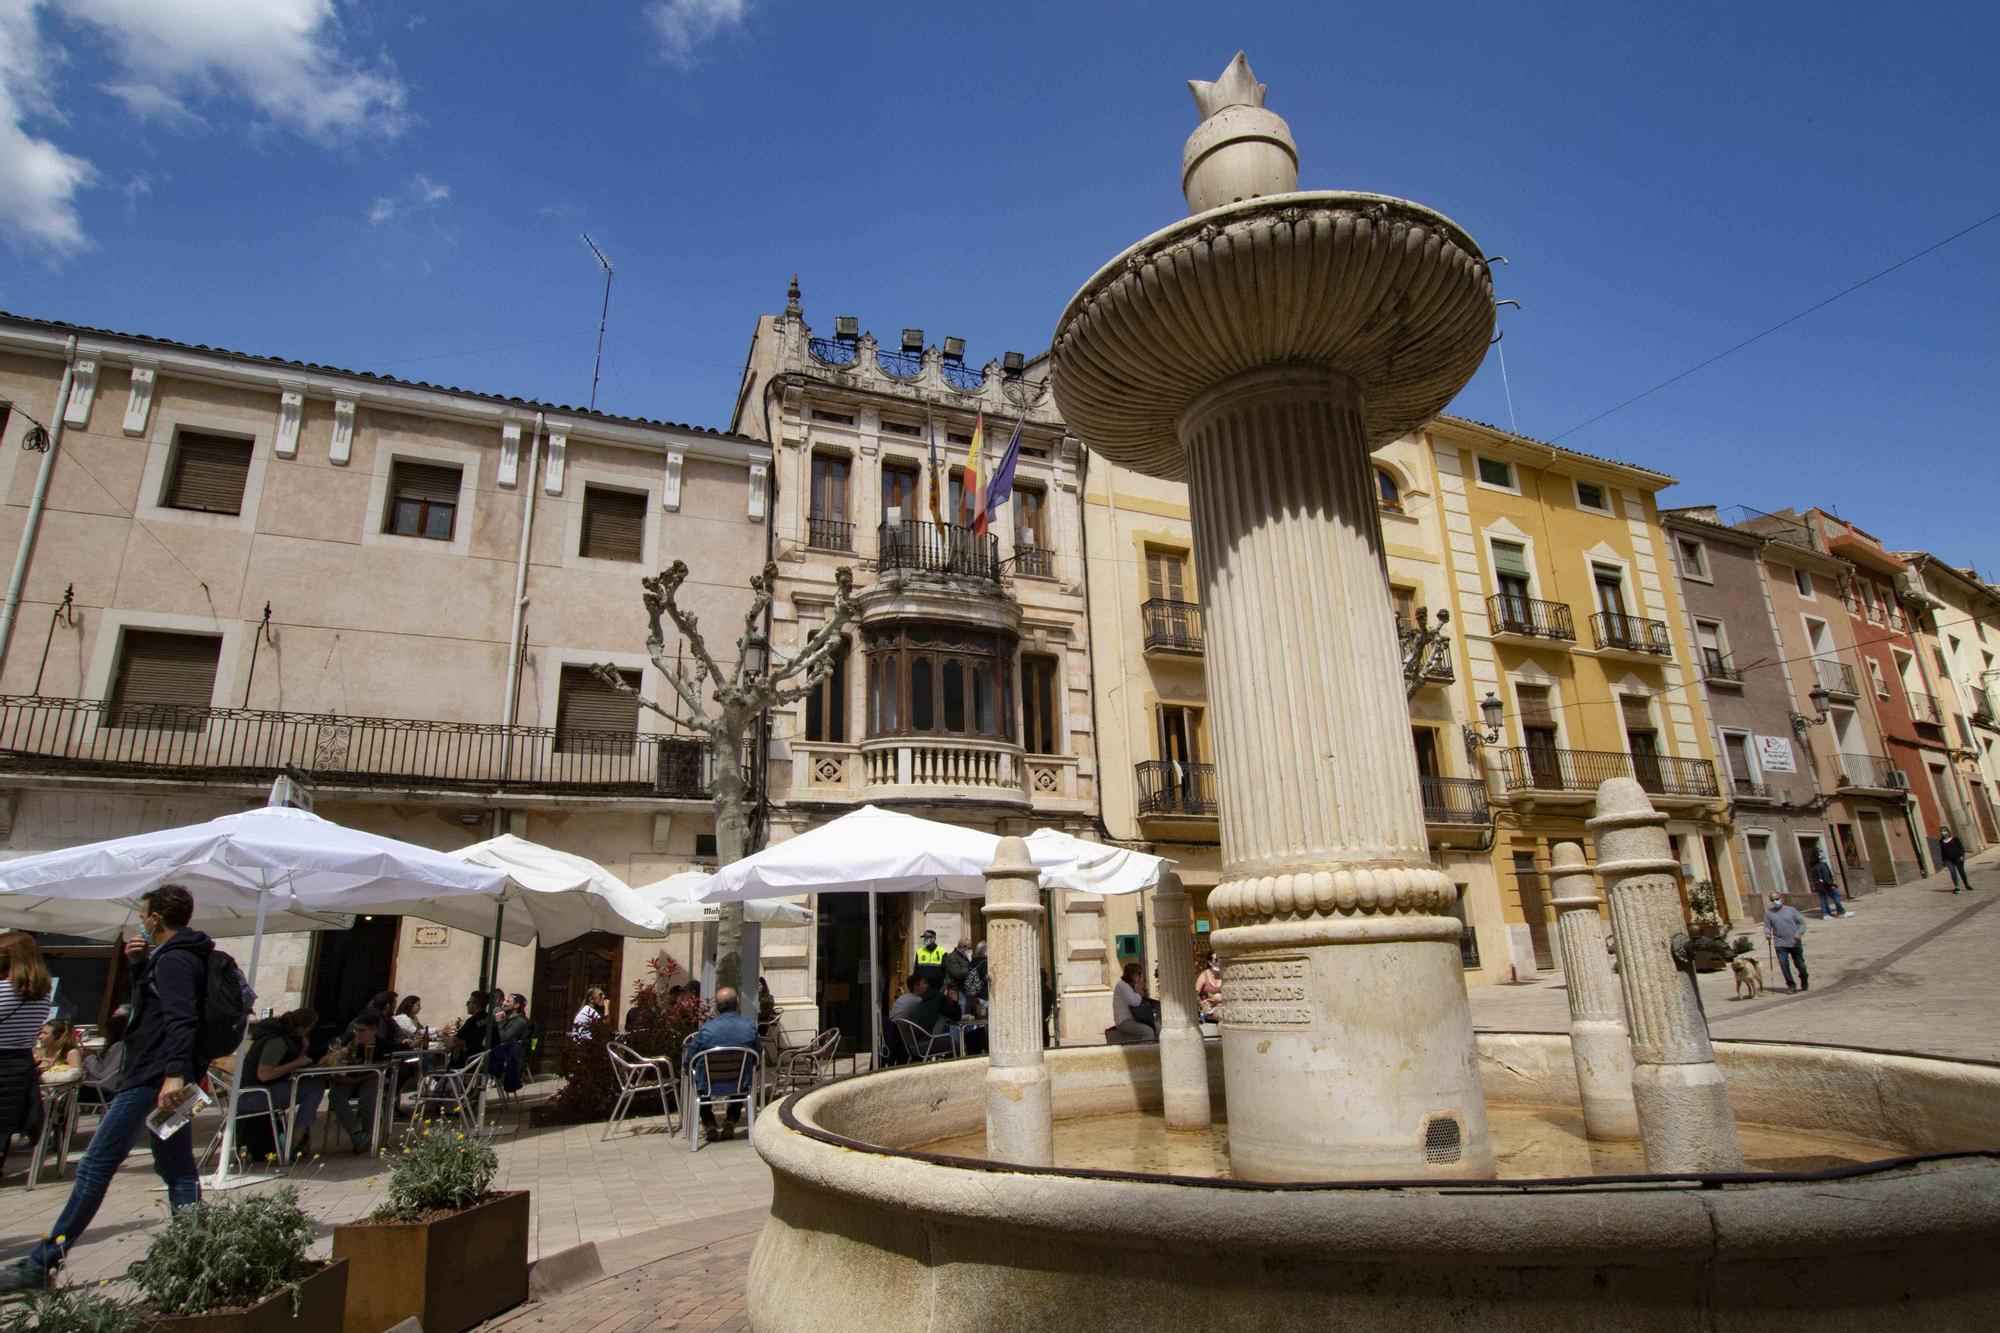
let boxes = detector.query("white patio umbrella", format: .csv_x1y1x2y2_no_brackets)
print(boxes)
636,870,812,926
0,805,511,1185
448,834,669,947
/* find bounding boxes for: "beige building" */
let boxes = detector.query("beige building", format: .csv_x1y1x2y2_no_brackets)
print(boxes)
0,313,770,1038
730,285,1107,1043
1896,552,2000,846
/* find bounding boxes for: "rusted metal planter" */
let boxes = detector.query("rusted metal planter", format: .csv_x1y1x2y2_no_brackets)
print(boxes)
331,1190,529,1333
147,1258,348,1333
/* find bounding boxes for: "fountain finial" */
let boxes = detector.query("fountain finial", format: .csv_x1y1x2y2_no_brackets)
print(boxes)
1182,52,1297,215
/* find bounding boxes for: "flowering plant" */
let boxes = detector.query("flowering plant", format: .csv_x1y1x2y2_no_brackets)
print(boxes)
375,1121,499,1222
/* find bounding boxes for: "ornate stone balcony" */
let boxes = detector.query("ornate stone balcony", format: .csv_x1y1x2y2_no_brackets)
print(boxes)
788,736,1078,811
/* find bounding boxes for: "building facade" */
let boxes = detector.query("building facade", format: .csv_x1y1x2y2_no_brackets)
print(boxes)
1896,552,2000,848
0,313,769,1035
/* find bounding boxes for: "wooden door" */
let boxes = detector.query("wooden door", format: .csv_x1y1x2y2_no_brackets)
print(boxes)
1512,850,1554,971
1856,811,1897,886
533,931,623,1046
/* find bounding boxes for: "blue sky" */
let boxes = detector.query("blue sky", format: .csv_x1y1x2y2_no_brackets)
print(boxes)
3,2,1996,572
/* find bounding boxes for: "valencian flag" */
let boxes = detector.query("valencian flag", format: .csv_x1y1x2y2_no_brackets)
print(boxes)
960,413,984,529
978,416,1024,536
925,413,944,527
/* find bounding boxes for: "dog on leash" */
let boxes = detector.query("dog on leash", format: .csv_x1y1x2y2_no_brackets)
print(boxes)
1730,953,1764,999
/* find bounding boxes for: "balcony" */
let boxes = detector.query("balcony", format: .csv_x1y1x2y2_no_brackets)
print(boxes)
807,516,854,552
1013,545,1054,579
1589,611,1671,658
1486,594,1576,643
1135,759,1217,819
1974,699,1999,731
1499,746,1719,804
1814,659,1859,698
788,738,1082,811
1141,599,1204,656
0,696,713,800
1729,777,1774,802
1907,692,1944,727
807,336,858,367
1421,775,1489,826
1835,752,1904,792
876,521,1000,583
1701,650,1743,687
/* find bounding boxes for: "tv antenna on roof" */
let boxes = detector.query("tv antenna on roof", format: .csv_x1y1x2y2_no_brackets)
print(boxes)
582,233,615,411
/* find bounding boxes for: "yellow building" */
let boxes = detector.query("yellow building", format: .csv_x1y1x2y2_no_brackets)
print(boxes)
1424,418,1741,976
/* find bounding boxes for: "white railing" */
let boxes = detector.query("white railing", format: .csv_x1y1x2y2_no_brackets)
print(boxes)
862,735,1022,791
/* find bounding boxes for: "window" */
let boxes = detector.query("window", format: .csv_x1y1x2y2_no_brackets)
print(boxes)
1391,585,1417,628
384,460,461,540
1793,567,1814,598
1722,732,1756,787
578,485,647,562
812,409,856,427
162,431,253,514
1159,704,1202,765
1475,456,1514,490
865,626,1012,740
107,630,221,729
1021,655,1060,754
809,453,851,549
1676,538,1708,580
1411,726,1440,778
1695,619,1729,677
1622,695,1662,788
693,833,719,861
1145,547,1189,604
880,461,920,525
1865,657,1889,698
880,419,921,437
554,665,640,753
1491,540,1533,624
1375,468,1402,512
803,639,848,743
1593,564,1627,617
1575,480,1609,513
1015,484,1051,576
1516,684,1559,785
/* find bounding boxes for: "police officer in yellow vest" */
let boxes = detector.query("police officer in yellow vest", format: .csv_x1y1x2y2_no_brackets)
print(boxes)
913,930,947,990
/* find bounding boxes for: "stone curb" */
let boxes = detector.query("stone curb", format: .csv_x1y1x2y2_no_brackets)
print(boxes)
524,1239,605,1301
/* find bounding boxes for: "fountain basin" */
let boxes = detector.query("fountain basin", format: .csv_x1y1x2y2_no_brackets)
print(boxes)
749,1034,2000,1330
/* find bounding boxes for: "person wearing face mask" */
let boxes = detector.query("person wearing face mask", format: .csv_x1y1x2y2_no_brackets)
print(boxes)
0,885,209,1295
1762,892,1810,994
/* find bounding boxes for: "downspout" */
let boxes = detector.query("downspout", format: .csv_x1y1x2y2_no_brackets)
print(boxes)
484,412,543,991
0,336,79,675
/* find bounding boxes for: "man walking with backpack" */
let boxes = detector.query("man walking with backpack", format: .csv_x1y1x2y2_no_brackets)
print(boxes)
0,884,222,1294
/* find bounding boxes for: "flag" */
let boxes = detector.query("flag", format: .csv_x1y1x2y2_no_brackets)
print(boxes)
980,417,1024,534
960,414,983,529
926,413,943,527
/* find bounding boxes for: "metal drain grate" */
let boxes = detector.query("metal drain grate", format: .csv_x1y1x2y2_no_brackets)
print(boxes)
1422,1115,1462,1165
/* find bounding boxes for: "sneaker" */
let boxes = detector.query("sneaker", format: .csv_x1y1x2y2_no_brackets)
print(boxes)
0,1258,49,1297
702,1124,720,1144
1801,982,1810,992
1785,983,1797,994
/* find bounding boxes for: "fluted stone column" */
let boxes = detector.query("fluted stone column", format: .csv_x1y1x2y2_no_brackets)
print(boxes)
1547,841,1639,1142
1587,779,1742,1172
982,836,1053,1166
1148,873,1211,1130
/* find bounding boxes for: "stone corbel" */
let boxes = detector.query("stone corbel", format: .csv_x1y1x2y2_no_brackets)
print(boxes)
63,358,98,426
663,449,684,511
121,364,156,435
329,399,356,465
544,426,569,495
274,388,305,459
497,421,522,487
748,461,768,522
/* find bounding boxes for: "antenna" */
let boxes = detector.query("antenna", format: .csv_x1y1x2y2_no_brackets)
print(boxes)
581,233,615,411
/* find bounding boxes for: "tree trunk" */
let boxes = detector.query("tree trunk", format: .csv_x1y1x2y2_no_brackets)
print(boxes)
711,708,755,995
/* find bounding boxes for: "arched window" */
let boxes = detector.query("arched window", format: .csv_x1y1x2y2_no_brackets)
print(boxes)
1375,468,1402,513
866,626,1015,740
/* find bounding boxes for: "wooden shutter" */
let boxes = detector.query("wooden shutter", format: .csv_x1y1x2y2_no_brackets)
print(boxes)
1490,541,1529,579
163,432,252,514
555,666,640,752
393,461,461,504
1146,549,1185,602
1515,684,1554,729
580,486,647,562
109,631,221,726
1620,696,1655,733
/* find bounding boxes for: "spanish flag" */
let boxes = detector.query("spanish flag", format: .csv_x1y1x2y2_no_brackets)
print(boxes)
960,414,983,529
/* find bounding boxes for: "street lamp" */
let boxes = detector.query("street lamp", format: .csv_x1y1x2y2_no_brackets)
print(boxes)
1462,690,1504,759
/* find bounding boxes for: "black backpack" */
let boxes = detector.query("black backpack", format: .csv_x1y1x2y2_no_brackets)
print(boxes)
195,948,254,1064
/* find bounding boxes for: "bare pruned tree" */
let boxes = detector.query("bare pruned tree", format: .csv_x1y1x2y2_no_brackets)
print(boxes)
597,558,855,992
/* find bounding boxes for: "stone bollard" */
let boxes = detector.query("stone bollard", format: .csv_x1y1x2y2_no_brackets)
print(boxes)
1149,872,1213,1130
982,836,1054,1166
1548,841,1639,1142
1587,779,1743,1172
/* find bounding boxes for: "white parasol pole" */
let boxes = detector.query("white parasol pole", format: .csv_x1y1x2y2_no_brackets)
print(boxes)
866,889,880,1069
209,872,273,1188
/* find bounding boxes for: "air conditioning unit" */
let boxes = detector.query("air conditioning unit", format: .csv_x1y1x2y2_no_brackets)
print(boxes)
1888,770,1910,789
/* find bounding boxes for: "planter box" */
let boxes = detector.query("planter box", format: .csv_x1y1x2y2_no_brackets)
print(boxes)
148,1258,348,1333
331,1190,529,1333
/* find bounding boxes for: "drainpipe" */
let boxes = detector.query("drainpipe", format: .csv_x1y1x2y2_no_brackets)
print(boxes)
0,336,79,676
484,412,544,991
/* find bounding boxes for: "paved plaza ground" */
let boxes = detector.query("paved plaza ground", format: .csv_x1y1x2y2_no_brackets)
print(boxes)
5,849,1994,1329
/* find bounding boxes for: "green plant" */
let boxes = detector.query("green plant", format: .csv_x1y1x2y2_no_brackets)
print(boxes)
1686,878,1723,926
0,1284,141,1333
539,1012,616,1124
376,1121,499,1222
126,1186,314,1318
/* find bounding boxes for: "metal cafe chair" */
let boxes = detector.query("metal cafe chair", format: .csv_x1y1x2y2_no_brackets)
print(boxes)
895,1017,954,1064
26,1081,82,1191
605,1042,677,1140
196,1065,292,1173
773,1027,842,1095
682,1046,760,1153
414,1050,489,1129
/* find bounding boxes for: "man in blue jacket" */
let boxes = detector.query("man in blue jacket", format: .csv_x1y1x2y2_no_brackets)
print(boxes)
0,884,209,1293
681,986,759,1143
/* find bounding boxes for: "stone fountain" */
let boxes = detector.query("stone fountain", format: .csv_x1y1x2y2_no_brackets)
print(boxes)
744,56,2000,1330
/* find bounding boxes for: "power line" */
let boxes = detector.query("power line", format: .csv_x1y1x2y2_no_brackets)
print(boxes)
1554,205,2000,442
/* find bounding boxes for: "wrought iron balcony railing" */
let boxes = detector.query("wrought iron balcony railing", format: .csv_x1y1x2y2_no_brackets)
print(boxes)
1141,599,1204,654
0,696,713,798
1907,691,1943,726
1701,650,1742,685
1589,611,1671,656
807,516,854,552
940,361,985,392
1013,545,1054,578
807,337,857,367
1814,659,1859,696
1973,698,1998,730
1499,746,1719,799
876,521,1001,582
1835,752,1902,790
1730,777,1772,800
874,347,923,380
1421,775,1490,825
1135,759,1217,817
1486,594,1576,642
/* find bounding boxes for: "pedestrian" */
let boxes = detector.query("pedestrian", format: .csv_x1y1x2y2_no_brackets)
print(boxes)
1940,828,1971,893
1808,848,1849,918
0,885,212,1294
912,930,946,990
1763,891,1810,994
0,932,56,1178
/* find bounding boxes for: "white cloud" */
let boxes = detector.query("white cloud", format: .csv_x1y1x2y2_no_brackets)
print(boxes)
645,0,751,70
368,171,448,226
0,0,96,258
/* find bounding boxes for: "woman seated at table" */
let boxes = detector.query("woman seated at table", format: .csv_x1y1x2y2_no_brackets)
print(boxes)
33,1019,84,1084
393,995,425,1044
316,1011,388,1152
81,1010,128,1093
240,1007,321,1159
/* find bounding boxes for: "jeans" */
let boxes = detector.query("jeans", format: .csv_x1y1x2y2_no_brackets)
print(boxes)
1946,860,1971,890
1814,885,1845,917
28,1081,198,1277
325,1080,376,1146
1774,944,1808,990
235,1081,323,1157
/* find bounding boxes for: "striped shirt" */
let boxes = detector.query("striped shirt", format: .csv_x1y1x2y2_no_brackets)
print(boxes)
0,979,52,1051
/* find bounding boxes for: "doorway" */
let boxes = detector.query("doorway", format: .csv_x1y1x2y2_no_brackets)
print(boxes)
815,894,874,1055
1855,810,1897,885
1972,781,2000,845
309,915,399,1050
1622,696,1663,793
533,931,623,1055
1512,849,1554,971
